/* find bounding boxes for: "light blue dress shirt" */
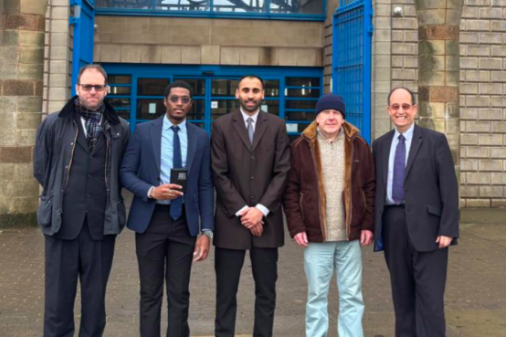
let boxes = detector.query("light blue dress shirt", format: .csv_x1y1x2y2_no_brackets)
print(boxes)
386,123,414,205
157,115,188,205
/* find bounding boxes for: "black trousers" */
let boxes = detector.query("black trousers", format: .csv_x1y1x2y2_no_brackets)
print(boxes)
215,247,278,337
44,222,116,337
136,205,196,337
383,205,449,337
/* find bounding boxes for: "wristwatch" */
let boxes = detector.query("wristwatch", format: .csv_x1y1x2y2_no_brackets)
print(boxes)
202,230,213,240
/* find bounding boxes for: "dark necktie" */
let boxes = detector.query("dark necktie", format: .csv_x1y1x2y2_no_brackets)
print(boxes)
392,134,406,204
247,117,254,147
170,125,182,220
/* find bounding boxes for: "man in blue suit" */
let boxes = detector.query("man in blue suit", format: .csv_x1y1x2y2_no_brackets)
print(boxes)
120,80,214,337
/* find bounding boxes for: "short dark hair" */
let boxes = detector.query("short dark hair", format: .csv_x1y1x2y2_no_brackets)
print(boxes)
388,87,416,106
164,80,194,99
238,75,264,89
77,64,108,85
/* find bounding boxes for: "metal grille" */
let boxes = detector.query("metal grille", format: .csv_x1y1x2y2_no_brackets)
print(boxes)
332,0,372,142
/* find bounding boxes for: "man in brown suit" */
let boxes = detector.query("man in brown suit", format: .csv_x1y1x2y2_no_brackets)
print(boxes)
211,75,291,337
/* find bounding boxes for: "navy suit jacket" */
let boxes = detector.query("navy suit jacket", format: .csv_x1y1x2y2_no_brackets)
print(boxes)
372,124,459,252
120,116,214,236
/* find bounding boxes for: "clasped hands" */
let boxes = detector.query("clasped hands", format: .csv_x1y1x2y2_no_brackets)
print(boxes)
238,207,264,237
150,183,183,200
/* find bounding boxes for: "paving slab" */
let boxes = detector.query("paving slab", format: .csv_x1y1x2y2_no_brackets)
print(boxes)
0,208,505,337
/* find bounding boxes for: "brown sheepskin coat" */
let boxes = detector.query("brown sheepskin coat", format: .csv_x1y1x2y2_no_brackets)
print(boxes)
283,121,375,242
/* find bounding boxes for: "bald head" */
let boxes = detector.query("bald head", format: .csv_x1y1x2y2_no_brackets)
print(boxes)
388,87,416,106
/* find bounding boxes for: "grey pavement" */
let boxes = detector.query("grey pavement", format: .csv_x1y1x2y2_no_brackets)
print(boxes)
1,206,506,337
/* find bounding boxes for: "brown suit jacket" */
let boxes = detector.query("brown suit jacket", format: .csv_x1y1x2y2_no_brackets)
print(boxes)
211,109,291,249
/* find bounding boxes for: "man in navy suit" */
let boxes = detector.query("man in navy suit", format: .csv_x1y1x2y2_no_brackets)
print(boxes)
373,87,459,337
120,80,214,337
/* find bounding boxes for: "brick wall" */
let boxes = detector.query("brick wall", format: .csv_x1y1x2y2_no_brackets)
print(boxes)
323,0,339,93
460,0,506,207
391,1,418,94
43,0,71,116
372,0,393,138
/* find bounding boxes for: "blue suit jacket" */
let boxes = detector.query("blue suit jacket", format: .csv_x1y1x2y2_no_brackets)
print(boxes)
120,116,214,235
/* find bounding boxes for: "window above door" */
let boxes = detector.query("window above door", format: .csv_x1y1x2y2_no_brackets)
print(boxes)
95,0,325,21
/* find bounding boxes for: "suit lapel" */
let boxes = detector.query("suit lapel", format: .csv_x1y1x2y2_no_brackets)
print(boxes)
404,124,423,181
74,113,90,154
91,132,106,155
232,110,252,151
252,111,268,152
382,130,394,186
186,123,197,173
151,116,164,175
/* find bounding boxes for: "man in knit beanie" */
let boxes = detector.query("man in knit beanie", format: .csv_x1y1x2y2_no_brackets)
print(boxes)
284,93,375,337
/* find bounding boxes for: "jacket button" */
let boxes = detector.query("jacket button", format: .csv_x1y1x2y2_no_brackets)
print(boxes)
87,193,91,197
251,156,255,160
70,142,74,146
250,195,255,200
88,174,92,178
250,176,254,180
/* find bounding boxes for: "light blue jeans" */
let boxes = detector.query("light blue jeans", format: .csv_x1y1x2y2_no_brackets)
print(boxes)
304,240,364,337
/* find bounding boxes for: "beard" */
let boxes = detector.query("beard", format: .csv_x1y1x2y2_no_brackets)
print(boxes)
239,97,261,113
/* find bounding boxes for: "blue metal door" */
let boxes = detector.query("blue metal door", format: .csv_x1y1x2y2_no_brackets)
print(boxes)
332,0,373,142
70,0,96,95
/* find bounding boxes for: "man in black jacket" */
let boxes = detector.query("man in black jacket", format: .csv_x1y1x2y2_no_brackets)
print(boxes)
34,64,130,337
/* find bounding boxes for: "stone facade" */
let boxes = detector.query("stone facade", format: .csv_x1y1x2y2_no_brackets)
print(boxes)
43,0,72,115
93,17,324,67
36,0,506,207
0,0,48,227
459,0,506,207
323,0,506,206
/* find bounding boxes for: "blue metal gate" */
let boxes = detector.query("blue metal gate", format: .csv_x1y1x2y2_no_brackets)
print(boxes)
70,0,96,95
332,0,373,142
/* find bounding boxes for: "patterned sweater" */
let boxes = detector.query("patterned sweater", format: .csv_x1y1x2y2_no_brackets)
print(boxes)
317,128,347,241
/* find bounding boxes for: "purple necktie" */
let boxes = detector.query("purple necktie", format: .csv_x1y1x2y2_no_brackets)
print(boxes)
392,134,406,204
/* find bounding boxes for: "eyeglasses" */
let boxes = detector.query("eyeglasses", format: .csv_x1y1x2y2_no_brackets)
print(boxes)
389,103,413,111
78,84,107,92
168,95,191,104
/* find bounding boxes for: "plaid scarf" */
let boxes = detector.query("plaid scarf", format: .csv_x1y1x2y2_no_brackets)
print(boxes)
75,98,105,152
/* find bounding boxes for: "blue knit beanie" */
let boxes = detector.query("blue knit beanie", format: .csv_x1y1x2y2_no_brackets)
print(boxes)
315,94,346,119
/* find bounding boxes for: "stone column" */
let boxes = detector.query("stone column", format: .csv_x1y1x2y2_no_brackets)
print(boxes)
415,0,463,176
0,0,48,227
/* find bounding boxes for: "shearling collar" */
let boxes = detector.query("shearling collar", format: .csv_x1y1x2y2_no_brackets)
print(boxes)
302,120,359,142
58,95,120,125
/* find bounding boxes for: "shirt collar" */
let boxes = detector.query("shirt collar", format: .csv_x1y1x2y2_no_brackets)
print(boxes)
394,122,414,142
240,108,260,124
163,114,187,132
